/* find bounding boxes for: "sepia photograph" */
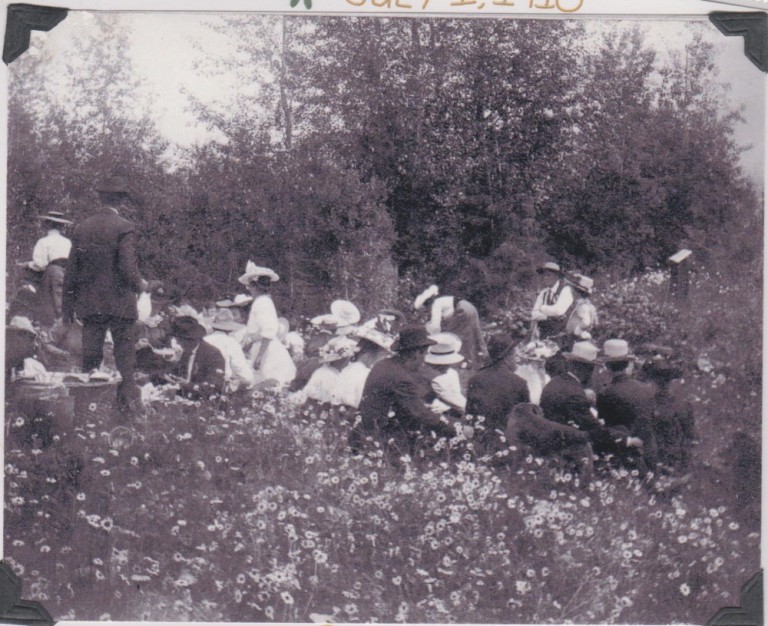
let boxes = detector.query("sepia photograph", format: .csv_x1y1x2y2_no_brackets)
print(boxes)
2,2,764,623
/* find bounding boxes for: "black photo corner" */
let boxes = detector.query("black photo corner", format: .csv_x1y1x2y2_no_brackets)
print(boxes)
0,562,54,625
707,570,763,626
709,11,768,72
3,4,67,65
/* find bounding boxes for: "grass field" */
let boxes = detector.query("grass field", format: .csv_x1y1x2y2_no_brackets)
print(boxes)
4,269,761,623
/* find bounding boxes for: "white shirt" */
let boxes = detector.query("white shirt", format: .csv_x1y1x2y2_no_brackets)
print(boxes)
531,281,574,319
204,332,255,390
427,295,455,335
332,361,371,408
431,367,467,411
302,364,340,404
246,294,279,340
31,230,71,271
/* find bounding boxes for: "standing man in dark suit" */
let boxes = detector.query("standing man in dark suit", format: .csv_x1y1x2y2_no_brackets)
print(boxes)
62,176,149,417
353,326,471,463
466,334,529,454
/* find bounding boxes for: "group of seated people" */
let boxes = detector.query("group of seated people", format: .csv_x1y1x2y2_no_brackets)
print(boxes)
7,257,694,485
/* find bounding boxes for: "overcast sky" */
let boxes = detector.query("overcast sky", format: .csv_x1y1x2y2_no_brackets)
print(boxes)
24,10,766,183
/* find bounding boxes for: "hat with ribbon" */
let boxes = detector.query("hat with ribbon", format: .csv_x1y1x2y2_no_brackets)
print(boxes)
563,341,599,364
425,332,464,366
602,338,635,363
210,308,245,333
570,273,594,295
536,261,561,274
238,261,279,286
414,285,439,311
38,211,73,226
392,325,437,353
171,315,207,341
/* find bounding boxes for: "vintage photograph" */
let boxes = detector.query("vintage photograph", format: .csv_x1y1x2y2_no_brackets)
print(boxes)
2,5,763,623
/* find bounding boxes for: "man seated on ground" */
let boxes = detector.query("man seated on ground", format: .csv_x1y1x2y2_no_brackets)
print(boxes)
160,315,225,400
596,339,659,477
466,334,530,455
352,326,473,463
506,403,593,479
422,333,467,417
204,308,256,393
540,341,641,464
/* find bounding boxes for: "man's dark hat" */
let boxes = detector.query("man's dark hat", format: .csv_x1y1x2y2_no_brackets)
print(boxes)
487,334,515,363
171,316,206,340
511,402,546,422
643,357,683,381
391,325,436,353
96,175,130,194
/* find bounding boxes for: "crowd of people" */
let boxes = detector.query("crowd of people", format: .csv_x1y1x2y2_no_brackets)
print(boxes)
6,177,695,487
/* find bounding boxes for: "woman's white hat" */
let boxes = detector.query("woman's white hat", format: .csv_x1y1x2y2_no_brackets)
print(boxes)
238,260,279,286
330,300,361,326
319,336,360,363
414,285,439,311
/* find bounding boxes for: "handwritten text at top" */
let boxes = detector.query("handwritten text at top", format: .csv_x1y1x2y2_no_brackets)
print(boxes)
344,0,584,12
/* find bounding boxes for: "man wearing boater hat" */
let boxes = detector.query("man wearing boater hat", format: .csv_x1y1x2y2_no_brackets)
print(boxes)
63,175,149,417
353,325,472,462
23,211,73,325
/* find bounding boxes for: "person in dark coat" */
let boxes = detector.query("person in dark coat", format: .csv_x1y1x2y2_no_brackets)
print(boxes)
596,339,659,475
466,334,529,454
506,403,593,477
353,325,470,463
540,341,639,461
162,316,226,400
62,176,149,416
643,357,695,473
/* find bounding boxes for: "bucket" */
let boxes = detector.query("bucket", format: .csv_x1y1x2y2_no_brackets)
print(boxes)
10,381,76,440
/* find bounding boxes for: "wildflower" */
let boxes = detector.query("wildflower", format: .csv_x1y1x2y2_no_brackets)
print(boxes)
89,403,97,412
729,522,740,530
344,604,358,616
236,574,246,584
76,492,86,501
526,569,535,578
100,518,114,532
14,417,24,427
541,567,550,577
677,535,688,544
11,540,23,547
100,470,111,477
620,596,632,607
280,591,294,605
680,583,691,596
392,576,402,586
40,546,50,553
265,606,275,619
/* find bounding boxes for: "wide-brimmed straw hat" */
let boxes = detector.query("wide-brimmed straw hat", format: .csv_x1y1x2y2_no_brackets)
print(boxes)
536,261,561,274
319,336,360,363
563,341,599,364
8,316,36,335
216,294,253,308
391,326,436,353
425,333,464,366
238,261,279,286
171,316,207,341
603,339,635,363
210,308,245,333
414,285,439,311
354,327,394,351
330,300,361,326
38,211,73,226
570,273,594,295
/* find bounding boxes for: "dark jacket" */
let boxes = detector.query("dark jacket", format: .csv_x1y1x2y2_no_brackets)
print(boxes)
356,356,457,456
651,388,695,471
507,409,589,457
63,207,144,320
597,373,658,469
540,374,624,454
466,362,529,448
173,340,226,398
